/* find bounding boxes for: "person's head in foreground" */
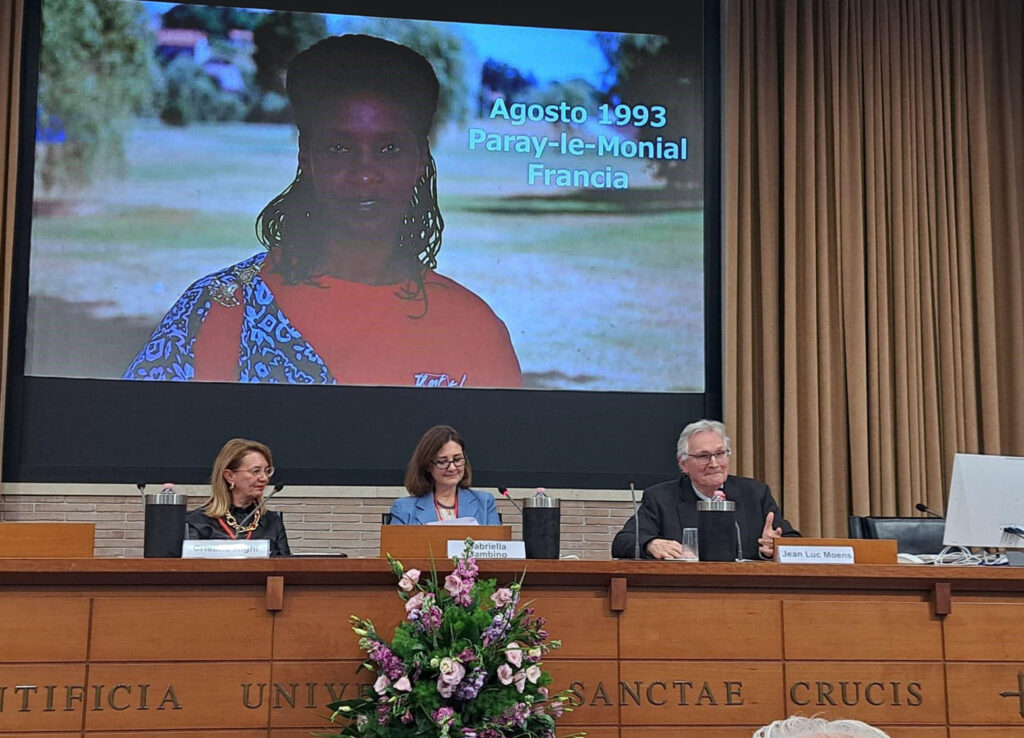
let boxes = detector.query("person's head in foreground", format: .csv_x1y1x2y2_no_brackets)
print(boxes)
753,716,891,738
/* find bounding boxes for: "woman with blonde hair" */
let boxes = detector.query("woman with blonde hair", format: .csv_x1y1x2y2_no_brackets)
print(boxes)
185,438,290,556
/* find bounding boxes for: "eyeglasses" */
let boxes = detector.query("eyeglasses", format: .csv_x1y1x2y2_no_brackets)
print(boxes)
688,450,731,466
235,466,275,478
431,456,467,470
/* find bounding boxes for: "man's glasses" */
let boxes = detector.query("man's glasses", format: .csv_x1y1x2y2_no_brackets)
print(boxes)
689,450,731,466
431,456,467,470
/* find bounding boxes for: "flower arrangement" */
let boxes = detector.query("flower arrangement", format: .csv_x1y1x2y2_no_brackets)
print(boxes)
323,539,583,738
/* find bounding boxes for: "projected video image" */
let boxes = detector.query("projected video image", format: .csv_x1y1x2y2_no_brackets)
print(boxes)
26,0,704,391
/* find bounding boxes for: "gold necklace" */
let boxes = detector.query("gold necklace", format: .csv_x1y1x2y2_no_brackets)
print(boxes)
223,507,261,534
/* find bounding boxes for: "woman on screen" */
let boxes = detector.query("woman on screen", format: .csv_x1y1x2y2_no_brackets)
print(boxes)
389,425,500,525
185,438,291,556
124,34,521,388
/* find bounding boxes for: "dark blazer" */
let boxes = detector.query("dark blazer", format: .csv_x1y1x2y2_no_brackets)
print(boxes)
389,488,500,526
185,506,291,557
611,474,799,560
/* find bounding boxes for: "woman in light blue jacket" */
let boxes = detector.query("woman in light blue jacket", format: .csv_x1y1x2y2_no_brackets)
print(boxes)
389,425,499,525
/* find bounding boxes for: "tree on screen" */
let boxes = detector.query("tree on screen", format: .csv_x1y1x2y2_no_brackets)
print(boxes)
598,32,703,193
250,10,328,122
347,18,471,131
37,0,154,191
160,4,262,38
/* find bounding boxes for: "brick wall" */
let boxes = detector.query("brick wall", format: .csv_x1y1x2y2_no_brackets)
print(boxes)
0,490,636,560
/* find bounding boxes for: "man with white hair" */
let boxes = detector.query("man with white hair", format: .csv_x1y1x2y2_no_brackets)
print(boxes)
754,716,891,737
612,419,799,559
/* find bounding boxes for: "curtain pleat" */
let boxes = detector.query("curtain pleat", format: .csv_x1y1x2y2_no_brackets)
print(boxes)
726,0,1024,536
0,0,25,470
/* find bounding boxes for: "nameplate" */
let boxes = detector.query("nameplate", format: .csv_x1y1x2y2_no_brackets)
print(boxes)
446,539,526,559
182,540,270,558
777,544,855,565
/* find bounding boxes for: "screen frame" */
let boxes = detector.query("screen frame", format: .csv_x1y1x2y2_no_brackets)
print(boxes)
4,0,723,489
942,453,1024,548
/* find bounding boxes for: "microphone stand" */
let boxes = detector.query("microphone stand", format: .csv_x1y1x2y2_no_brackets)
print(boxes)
629,480,640,559
498,487,523,515
915,502,944,518
237,484,285,529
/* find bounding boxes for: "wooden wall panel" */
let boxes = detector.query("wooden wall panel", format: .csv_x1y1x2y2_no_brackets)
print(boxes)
783,601,942,661
622,730,756,737
273,591,402,660
558,728,618,738
784,663,946,724
623,725,949,737
618,661,783,726
0,523,94,558
944,603,1024,661
945,663,1024,725
544,658,620,726
82,662,271,731
267,660,370,728
620,595,782,660
0,598,90,662
522,592,618,659
90,596,271,662
0,664,87,732
89,733,267,738
950,730,1024,736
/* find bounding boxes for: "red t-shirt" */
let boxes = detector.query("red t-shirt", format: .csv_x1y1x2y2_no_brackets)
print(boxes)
193,260,522,388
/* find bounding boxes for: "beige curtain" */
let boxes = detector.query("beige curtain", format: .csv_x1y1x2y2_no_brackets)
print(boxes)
725,0,1024,537
0,0,25,468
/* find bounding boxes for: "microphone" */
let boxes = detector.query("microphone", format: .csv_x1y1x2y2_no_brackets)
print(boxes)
237,483,285,529
497,487,523,515
629,480,641,559
136,482,146,506
915,502,944,519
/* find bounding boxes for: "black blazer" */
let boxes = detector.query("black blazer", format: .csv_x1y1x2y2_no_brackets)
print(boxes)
611,474,799,559
186,506,291,557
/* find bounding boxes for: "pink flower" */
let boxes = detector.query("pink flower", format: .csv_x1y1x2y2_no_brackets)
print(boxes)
513,669,527,693
433,706,455,726
373,674,390,695
393,675,412,692
490,587,514,607
444,572,464,598
497,664,514,685
439,657,466,685
525,664,542,684
405,592,426,613
398,568,420,591
505,642,523,667
436,657,466,698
